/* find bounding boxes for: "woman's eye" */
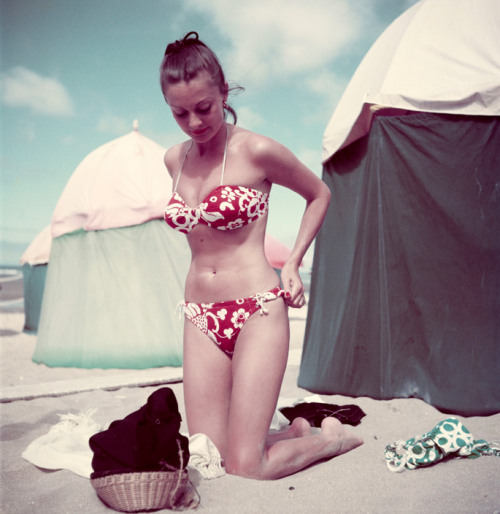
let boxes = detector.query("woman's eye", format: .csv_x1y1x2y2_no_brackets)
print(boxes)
197,105,211,114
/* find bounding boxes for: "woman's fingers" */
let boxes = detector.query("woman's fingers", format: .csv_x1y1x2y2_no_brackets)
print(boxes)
282,268,306,308
284,288,306,309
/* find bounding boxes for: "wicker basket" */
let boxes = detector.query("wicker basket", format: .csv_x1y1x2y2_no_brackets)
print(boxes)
91,470,188,512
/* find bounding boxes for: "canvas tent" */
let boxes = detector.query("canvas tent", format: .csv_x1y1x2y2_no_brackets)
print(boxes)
19,226,51,332
298,0,500,416
33,125,191,369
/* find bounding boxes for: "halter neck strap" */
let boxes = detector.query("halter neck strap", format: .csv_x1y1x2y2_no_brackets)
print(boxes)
220,125,229,185
173,140,192,193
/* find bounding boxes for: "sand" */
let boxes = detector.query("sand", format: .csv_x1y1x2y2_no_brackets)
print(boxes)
1,305,499,513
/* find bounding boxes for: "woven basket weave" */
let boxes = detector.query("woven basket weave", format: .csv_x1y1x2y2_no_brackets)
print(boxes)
91,470,188,512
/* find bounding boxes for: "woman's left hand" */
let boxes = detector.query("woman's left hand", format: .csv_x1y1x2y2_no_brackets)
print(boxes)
281,264,306,309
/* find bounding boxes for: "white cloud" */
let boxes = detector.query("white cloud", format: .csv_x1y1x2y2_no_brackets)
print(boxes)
305,69,344,99
96,115,133,136
187,0,362,87
19,120,36,142
149,129,185,150
0,66,75,116
296,147,323,175
233,105,264,131
302,69,348,124
62,135,77,146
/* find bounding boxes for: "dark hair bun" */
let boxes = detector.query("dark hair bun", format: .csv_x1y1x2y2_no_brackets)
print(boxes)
164,32,201,56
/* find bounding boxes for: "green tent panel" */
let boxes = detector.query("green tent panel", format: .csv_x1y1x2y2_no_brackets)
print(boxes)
34,220,189,369
22,263,47,333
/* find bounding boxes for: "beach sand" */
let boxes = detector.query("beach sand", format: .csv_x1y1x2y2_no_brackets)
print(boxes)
1,292,499,513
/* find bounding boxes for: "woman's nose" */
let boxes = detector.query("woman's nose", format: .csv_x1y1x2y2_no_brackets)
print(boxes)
188,113,202,128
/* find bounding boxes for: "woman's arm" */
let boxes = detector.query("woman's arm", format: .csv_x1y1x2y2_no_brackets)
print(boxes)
251,136,331,307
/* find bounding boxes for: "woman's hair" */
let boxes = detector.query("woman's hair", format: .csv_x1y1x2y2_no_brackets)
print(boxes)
160,32,243,124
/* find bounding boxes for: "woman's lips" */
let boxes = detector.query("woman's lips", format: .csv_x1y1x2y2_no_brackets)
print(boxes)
192,127,208,136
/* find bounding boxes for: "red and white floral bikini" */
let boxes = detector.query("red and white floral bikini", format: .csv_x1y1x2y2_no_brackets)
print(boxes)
164,128,285,357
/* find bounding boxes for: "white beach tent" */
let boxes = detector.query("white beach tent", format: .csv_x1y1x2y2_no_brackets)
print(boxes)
19,226,51,332
33,124,190,369
299,0,500,415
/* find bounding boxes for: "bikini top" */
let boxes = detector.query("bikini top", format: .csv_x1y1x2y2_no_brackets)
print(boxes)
164,130,269,234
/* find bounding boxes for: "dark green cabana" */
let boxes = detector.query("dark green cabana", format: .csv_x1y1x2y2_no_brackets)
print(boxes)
299,0,500,416
299,112,500,416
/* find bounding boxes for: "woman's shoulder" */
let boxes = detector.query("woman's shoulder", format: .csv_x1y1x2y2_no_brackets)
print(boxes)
164,140,190,174
231,126,284,162
233,126,313,185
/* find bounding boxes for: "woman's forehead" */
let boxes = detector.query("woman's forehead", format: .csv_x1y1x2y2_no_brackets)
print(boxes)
166,72,219,106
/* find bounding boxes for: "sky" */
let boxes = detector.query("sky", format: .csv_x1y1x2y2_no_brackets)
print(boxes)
0,0,419,266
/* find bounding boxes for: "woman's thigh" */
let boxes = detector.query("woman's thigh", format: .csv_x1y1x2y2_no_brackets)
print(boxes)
182,320,232,455
226,299,290,459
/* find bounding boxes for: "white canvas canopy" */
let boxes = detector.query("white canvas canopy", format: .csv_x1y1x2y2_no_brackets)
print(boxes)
20,226,52,266
322,0,500,161
300,0,500,416
51,122,173,237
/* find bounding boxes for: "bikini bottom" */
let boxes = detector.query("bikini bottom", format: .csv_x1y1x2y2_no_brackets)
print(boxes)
178,287,285,358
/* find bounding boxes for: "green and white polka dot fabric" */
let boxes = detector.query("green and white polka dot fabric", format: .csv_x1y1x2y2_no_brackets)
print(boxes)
385,417,500,472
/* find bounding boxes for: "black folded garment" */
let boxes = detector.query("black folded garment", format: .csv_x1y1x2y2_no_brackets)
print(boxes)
279,402,366,427
89,387,189,477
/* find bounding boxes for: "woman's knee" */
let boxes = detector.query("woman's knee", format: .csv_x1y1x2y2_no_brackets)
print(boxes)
224,446,264,479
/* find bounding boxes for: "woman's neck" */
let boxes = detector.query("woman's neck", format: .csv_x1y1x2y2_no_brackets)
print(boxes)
193,123,228,158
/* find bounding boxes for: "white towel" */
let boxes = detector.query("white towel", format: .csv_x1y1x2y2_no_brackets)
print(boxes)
22,410,100,478
187,433,225,479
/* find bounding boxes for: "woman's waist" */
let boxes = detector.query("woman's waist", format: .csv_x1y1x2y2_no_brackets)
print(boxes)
184,263,280,303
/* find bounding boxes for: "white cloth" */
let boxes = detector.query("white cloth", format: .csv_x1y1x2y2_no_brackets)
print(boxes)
186,433,225,479
22,410,100,478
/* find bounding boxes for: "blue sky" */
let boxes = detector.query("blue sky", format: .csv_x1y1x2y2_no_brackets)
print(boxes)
0,0,418,265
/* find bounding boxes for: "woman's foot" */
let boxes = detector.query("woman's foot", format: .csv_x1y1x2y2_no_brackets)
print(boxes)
288,417,312,438
320,416,364,456
266,417,312,447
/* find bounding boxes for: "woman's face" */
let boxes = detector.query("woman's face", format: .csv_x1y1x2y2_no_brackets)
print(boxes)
164,70,227,143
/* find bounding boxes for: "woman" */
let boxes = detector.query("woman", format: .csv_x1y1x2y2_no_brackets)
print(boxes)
160,32,362,480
